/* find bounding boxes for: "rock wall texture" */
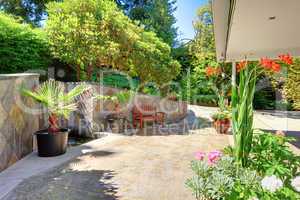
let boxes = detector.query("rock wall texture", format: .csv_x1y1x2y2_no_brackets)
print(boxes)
0,73,40,172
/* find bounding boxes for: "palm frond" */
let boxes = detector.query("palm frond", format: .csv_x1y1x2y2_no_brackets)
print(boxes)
21,79,89,119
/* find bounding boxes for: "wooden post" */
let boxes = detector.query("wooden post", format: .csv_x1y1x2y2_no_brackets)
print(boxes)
232,61,236,88
231,61,237,143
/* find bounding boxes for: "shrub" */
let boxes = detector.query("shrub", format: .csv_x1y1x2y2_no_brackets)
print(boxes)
186,153,260,200
187,132,300,200
0,12,50,73
284,58,300,110
248,131,300,182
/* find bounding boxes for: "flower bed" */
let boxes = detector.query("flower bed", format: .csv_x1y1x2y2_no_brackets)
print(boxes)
186,131,300,200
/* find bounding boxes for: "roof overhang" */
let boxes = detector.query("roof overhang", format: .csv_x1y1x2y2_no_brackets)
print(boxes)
212,0,300,62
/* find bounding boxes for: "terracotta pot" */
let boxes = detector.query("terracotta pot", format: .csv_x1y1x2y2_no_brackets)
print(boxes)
213,119,231,134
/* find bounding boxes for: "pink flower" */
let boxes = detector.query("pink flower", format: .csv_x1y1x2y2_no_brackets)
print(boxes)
208,150,222,165
195,151,206,161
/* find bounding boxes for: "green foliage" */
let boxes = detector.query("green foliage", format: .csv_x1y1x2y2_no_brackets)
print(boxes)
113,90,135,104
0,0,56,26
223,131,300,200
186,155,259,200
253,86,276,110
175,2,231,104
188,140,300,200
189,2,219,92
93,72,139,89
46,0,180,84
116,0,178,46
232,63,257,167
0,12,50,73
248,131,300,181
21,79,91,118
212,110,231,121
284,58,300,110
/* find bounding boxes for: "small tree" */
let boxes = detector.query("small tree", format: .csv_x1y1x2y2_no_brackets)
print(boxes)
22,79,91,133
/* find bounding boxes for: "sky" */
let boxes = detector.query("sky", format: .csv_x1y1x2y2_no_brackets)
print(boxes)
174,0,207,42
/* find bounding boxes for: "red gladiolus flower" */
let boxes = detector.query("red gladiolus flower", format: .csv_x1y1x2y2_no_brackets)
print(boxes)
237,60,247,72
278,54,293,65
260,57,273,69
260,57,281,73
272,62,281,72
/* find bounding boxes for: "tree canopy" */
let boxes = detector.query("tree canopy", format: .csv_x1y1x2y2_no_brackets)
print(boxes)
46,0,180,84
116,0,178,46
0,0,58,26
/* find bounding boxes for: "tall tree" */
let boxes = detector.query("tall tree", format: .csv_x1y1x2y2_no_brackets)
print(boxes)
188,3,218,98
116,0,178,47
0,0,58,26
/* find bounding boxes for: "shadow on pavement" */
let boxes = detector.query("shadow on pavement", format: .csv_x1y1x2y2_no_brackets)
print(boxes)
3,154,119,200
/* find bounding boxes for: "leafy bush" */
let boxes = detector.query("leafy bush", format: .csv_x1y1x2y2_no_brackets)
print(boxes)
186,152,260,200
0,12,50,73
187,132,300,200
284,58,300,110
248,131,300,181
254,88,275,110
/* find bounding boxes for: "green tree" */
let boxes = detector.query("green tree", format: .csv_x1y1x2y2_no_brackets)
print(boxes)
182,3,219,103
46,0,180,84
0,12,50,73
116,0,178,46
0,0,57,26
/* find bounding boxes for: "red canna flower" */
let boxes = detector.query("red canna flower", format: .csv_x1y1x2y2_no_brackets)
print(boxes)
278,54,293,65
237,60,247,72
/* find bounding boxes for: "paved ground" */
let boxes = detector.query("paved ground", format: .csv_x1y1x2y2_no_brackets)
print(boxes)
189,105,300,147
2,129,231,200
1,105,299,200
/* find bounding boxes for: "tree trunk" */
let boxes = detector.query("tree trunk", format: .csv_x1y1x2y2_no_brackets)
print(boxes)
87,63,93,81
77,64,81,81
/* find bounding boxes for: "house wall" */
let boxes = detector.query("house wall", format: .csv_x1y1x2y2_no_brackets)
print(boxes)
0,74,40,172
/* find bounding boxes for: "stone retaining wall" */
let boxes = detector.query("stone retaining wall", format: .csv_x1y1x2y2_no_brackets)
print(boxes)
63,82,187,137
0,73,40,172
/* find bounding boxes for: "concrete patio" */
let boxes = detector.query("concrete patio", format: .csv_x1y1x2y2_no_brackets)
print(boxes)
0,105,299,200
1,128,231,200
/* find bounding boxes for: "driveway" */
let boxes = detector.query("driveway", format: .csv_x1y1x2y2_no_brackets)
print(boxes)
2,129,231,200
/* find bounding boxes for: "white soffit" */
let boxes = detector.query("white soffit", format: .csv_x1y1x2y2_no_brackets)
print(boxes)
212,0,230,61
213,0,300,61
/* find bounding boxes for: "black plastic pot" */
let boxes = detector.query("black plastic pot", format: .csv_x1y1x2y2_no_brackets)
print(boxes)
35,129,69,157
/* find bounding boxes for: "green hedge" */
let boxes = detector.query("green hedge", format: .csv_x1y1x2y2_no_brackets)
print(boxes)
0,12,50,73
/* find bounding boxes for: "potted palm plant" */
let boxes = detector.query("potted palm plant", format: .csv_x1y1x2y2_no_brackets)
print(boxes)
22,79,90,157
